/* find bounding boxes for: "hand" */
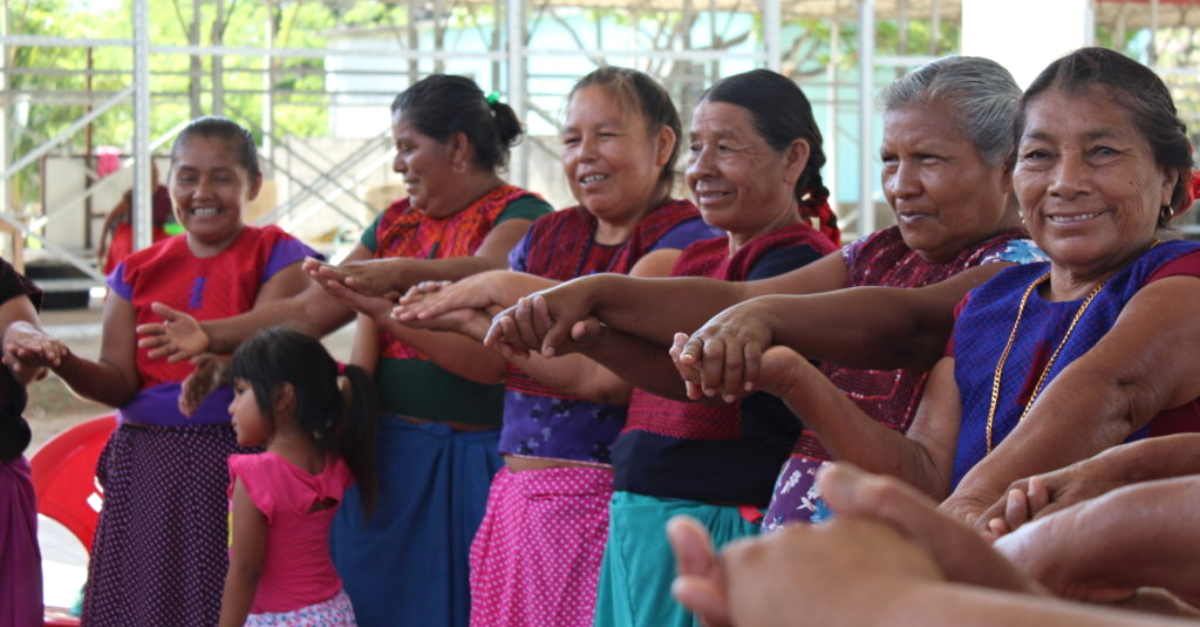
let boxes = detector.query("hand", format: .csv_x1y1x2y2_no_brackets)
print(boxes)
671,506,944,627
304,256,403,299
393,272,500,323
505,278,601,357
2,320,67,384
669,300,777,402
981,455,1132,539
667,516,731,627
136,302,210,363
317,276,395,322
816,463,1039,595
179,353,231,417
992,505,1136,603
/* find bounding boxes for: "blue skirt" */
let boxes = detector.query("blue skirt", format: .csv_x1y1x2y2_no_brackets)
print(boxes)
593,491,759,627
331,417,502,627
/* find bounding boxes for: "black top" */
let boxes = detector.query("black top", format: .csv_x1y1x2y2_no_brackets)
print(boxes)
0,258,42,462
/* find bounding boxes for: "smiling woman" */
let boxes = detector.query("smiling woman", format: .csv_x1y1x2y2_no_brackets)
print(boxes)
5,116,322,627
686,48,1200,535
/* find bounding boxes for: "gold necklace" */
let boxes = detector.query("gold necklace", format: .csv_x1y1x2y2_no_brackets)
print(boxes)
984,272,1107,454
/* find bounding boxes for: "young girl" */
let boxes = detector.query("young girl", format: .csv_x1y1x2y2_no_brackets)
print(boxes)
219,327,379,627
7,116,320,626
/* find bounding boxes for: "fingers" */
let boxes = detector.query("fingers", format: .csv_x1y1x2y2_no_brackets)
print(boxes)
149,301,182,322
1002,488,1031,536
667,515,718,578
670,333,706,400
667,516,731,627
817,463,1035,593
1025,475,1050,518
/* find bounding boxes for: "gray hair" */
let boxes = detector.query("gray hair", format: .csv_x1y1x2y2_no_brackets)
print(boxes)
880,56,1020,167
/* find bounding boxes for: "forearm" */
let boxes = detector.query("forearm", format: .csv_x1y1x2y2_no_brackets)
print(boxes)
763,287,955,371
1050,478,1200,602
205,284,354,353
1081,435,1200,486
885,582,1194,627
52,352,138,407
217,565,261,627
376,315,506,384
577,328,694,401
946,364,1154,525
509,351,631,406
770,352,948,496
386,255,512,294
587,275,750,344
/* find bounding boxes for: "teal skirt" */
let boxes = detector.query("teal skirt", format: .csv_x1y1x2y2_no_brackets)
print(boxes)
593,491,759,627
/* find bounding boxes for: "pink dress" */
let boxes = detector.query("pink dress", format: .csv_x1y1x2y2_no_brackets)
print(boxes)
228,452,355,626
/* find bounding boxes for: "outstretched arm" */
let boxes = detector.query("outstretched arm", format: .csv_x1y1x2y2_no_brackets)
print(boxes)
982,433,1200,537
670,265,1003,403
490,252,849,357
43,293,141,407
306,217,534,297
672,464,1196,627
945,276,1200,528
995,475,1200,607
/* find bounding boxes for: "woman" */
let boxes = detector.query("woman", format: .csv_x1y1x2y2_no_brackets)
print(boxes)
330,66,714,627
484,56,1042,529
9,117,320,627
400,68,841,627
0,258,56,627
135,76,552,627
676,47,1200,527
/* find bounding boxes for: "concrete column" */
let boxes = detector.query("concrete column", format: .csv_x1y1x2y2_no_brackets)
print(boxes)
961,0,1093,88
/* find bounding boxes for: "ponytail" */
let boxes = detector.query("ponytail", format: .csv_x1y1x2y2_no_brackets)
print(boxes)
801,181,840,247
336,364,380,520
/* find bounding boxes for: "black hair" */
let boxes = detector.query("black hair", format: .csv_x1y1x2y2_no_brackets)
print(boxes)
170,116,261,181
392,74,523,172
701,69,840,244
1017,47,1193,222
231,327,380,517
568,66,683,195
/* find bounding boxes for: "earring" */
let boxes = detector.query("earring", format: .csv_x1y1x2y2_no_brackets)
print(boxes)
1161,205,1174,223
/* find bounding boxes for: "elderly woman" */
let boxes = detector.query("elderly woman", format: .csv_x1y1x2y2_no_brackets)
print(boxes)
674,47,1200,527
478,56,1042,529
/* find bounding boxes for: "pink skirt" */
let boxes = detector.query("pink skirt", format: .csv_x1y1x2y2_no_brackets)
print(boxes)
469,465,613,627
1,456,42,627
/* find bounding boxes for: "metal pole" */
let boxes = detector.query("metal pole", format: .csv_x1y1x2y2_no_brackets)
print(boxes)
858,0,875,237
132,0,152,251
507,0,528,188
765,0,781,71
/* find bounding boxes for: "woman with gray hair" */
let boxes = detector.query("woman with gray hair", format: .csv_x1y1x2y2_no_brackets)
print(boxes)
479,55,1044,529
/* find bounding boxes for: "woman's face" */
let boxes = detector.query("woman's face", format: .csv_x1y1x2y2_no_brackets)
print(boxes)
881,101,1014,263
169,135,260,251
1013,88,1173,280
686,100,807,239
392,109,459,217
561,85,675,222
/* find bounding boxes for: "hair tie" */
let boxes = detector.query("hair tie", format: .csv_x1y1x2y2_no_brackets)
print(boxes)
485,92,502,106
336,361,347,377
1188,170,1200,212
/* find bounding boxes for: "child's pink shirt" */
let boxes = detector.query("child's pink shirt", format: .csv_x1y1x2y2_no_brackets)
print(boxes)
228,451,354,613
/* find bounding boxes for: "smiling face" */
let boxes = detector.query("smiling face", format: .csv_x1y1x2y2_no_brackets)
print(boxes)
228,378,271,448
561,84,675,227
169,135,260,255
881,101,1015,263
686,100,805,242
391,109,461,217
1013,87,1173,284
